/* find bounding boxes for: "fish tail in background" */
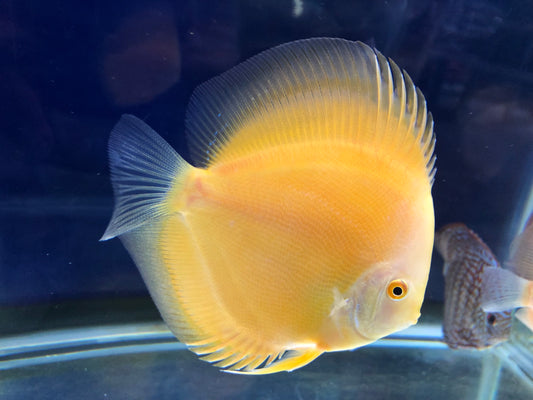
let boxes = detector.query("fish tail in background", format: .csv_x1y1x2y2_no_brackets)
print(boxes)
100,114,193,240
481,267,533,312
507,216,533,280
516,308,533,331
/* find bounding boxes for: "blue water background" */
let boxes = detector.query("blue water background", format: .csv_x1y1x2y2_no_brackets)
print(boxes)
0,0,532,314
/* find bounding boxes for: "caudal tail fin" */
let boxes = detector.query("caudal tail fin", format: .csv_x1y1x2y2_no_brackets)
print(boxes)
481,267,532,312
101,114,193,241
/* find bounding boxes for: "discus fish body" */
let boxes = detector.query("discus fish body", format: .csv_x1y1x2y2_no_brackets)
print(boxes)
102,38,436,374
436,223,512,349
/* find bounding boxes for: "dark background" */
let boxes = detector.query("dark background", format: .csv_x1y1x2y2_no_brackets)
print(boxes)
0,0,532,330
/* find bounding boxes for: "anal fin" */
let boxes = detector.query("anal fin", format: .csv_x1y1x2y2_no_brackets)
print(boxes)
225,348,323,375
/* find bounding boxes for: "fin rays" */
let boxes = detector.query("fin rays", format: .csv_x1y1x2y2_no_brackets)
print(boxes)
189,330,322,374
101,115,192,240
185,38,435,184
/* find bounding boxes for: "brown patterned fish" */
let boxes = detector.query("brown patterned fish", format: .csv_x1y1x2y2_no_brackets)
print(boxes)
435,223,512,349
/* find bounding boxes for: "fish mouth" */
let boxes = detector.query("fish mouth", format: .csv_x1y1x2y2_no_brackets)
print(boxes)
402,311,421,331
385,311,421,336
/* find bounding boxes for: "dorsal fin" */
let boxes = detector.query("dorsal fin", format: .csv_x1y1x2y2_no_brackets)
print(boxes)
185,37,435,183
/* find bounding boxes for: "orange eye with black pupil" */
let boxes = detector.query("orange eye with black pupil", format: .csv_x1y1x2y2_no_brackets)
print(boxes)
387,280,408,300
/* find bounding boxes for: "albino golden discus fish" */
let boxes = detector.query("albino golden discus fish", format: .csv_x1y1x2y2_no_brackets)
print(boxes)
101,38,436,374
435,223,512,349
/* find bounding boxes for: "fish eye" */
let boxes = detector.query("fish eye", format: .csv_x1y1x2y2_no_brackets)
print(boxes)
487,314,496,326
387,280,408,301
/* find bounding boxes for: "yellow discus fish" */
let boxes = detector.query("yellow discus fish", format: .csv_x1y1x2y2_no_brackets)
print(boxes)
101,38,436,374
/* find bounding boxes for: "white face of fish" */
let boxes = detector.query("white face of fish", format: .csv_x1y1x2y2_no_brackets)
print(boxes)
351,263,424,340
349,193,434,341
